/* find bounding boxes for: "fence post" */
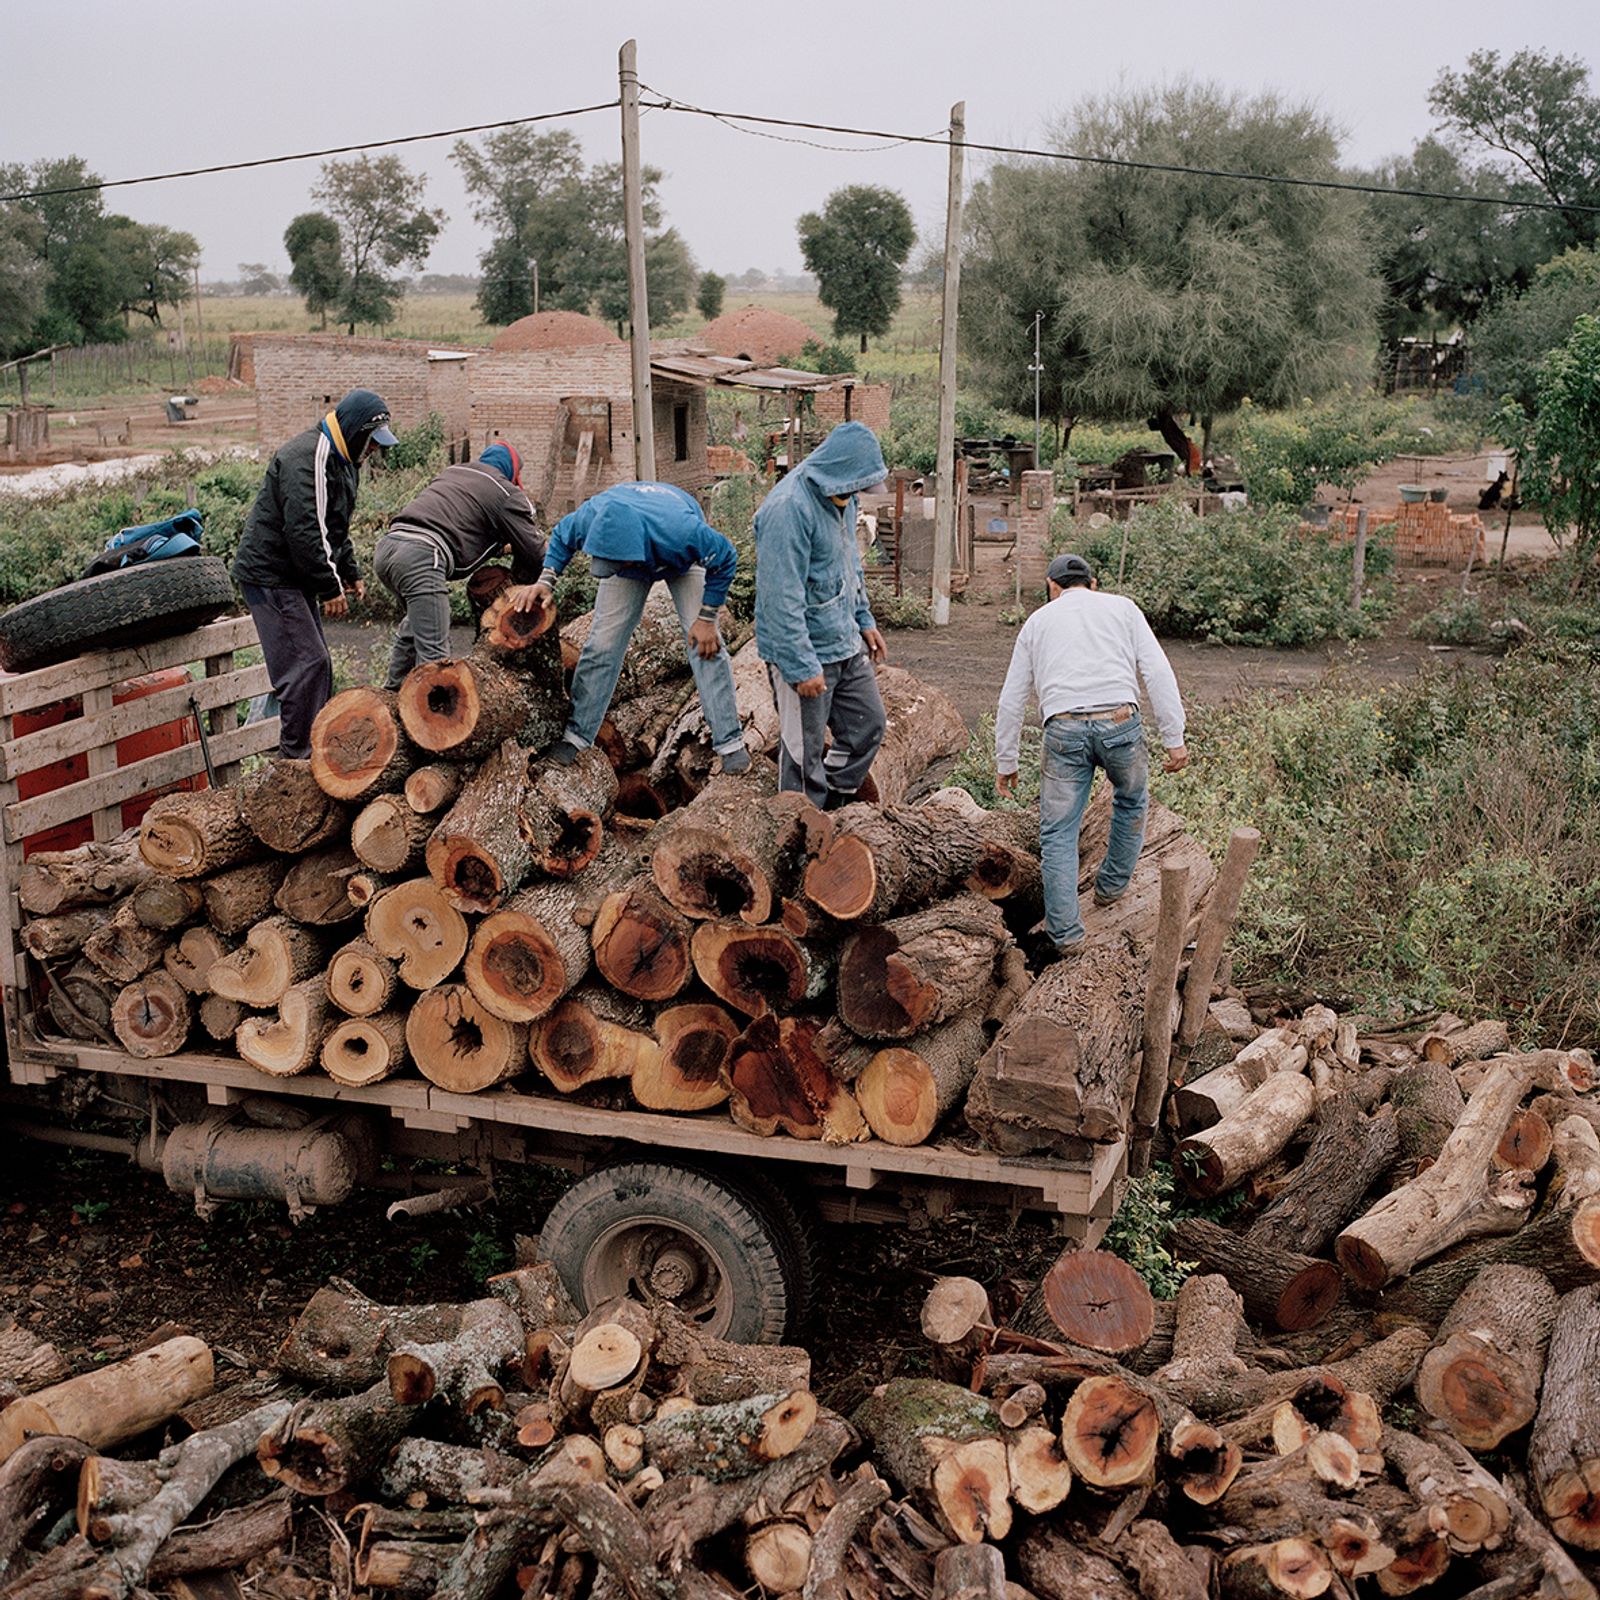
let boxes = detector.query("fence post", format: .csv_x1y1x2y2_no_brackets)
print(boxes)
1351,507,1368,614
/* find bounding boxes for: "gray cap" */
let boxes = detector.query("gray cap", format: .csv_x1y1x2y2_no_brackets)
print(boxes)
1047,553,1094,585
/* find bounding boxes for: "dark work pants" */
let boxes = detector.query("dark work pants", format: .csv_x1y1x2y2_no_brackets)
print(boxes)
769,649,887,807
240,582,334,760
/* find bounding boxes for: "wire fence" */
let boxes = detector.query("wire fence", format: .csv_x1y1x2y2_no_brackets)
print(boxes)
2,334,235,405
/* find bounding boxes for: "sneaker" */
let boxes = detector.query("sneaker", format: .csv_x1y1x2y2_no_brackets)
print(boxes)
1092,885,1127,907
719,747,752,775
1054,937,1086,959
540,740,581,767
823,788,859,812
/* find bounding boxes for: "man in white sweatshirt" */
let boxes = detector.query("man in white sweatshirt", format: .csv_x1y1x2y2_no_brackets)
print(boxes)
994,553,1189,955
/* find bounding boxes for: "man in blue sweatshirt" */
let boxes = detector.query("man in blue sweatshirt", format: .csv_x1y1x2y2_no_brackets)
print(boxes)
753,422,888,808
513,481,748,771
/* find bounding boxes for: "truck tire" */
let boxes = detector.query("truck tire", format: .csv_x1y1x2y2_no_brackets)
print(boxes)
540,1162,802,1343
0,558,237,672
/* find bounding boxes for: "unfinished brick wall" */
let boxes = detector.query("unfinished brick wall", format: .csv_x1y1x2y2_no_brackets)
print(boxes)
814,382,892,435
1016,470,1055,553
1329,503,1485,568
653,379,712,497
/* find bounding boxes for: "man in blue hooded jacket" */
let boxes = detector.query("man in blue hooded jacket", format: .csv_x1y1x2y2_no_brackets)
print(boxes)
753,421,889,808
233,388,397,758
511,481,748,772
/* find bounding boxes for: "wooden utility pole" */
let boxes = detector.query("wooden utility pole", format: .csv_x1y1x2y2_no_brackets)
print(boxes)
192,264,205,339
931,102,966,626
619,39,655,481
1350,507,1368,613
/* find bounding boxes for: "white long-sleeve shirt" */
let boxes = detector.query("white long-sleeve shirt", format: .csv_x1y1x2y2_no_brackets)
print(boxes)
994,588,1186,771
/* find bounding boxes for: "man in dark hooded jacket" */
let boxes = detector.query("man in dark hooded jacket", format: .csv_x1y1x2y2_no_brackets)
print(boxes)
753,421,889,807
233,388,397,757
373,443,545,688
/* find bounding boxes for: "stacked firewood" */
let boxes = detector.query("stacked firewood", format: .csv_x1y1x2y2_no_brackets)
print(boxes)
18,586,1222,1156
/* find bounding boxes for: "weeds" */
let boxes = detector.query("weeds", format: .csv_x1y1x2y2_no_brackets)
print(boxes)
867,584,931,629
464,1229,508,1282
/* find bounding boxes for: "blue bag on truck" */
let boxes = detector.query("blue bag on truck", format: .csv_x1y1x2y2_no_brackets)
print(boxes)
82,509,203,578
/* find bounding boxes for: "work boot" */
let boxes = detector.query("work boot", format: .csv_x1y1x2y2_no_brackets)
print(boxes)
823,788,858,812
540,740,581,767
1092,884,1127,907
719,747,752,775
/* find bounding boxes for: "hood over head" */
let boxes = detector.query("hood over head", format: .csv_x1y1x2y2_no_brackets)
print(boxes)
792,421,886,500
332,389,398,457
479,443,522,485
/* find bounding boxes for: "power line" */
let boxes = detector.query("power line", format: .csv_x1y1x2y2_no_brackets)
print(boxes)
0,102,621,204
639,94,1600,217
638,81,947,154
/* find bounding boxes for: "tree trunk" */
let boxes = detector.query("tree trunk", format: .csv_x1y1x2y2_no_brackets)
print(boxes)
478,585,560,661
1421,1019,1511,1067
236,975,332,1077
862,667,969,808
387,1297,524,1414
1170,1218,1342,1332
649,636,779,794
242,758,347,853
274,843,362,926
521,746,617,878
111,971,191,1058
1171,1029,1308,1134
1016,1526,1139,1600
127,876,203,932
647,769,787,925
208,916,325,1006
404,762,467,815
398,653,565,762
426,739,536,912
1247,1095,1399,1257
1011,1247,1157,1353
19,836,152,915
198,993,246,1042
21,908,109,961
1060,1373,1161,1489
0,1337,212,1465
465,877,593,1023
591,879,693,1001
726,1013,867,1141
635,1003,738,1112
200,857,289,937
1528,1284,1600,1551
81,902,168,985
641,1389,817,1483
689,921,826,1016
531,997,658,1095
327,938,398,1016
857,1013,988,1146
1337,1060,1536,1289
1390,1060,1466,1175
804,792,986,923
1219,1541,1333,1600
853,1378,1011,1544
964,932,1143,1151
351,794,435,875
45,961,116,1042
365,877,469,989
407,983,528,1093
1177,1073,1317,1198
838,893,1008,1041
256,1375,411,1497
275,1283,470,1388
1380,1426,1509,1554
139,788,260,877
322,1011,409,1086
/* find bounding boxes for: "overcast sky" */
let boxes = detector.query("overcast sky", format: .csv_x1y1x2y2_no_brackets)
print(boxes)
7,0,1596,285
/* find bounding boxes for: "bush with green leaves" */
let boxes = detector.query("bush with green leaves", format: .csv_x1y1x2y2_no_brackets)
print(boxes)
865,583,931,629
1232,392,1397,507
949,712,1042,808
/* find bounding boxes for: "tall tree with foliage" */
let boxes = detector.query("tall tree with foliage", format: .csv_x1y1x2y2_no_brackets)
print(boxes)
1473,247,1600,415
310,155,444,333
696,270,726,321
0,206,49,357
797,185,916,353
108,221,199,326
960,83,1379,448
284,212,345,329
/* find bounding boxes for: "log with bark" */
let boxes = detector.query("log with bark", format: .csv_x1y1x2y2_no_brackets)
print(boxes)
138,789,261,878
408,983,529,1093
590,879,693,1002
479,584,560,661
690,921,828,1017
327,937,398,1017
309,686,419,801
398,653,566,763
647,770,788,925
18,835,152,916
365,877,469,989
207,916,325,1007
856,1013,988,1146
351,792,436,875
110,970,191,1058
634,1004,738,1113
242,758,348,854
465,877,593,1023
1170,1028,1309,1135
274,843,362,926
162,926,230,995
1176,1073,1318,1199
1420,1018,1511,1067
20,909,108,962
126,877,203,933
256,1375,412,1497
199,857,289,937
725,1014,867,1142
919,1277,995,1385
520,746,617,879
530,993,658,1096
404,762,467,816
1528,1284,1600,1551
860,667,970,808
235,975,332,1077
80,903,168,986
425,739,536,913
1389,1061,1466,1175
1170,1218,1342,1333
648,636,779,793
1011,1248,1157,1353
321,1011,409,1086
43,960,117,1043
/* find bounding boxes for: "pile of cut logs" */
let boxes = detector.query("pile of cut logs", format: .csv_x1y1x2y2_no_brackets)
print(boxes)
17,586,1225,1156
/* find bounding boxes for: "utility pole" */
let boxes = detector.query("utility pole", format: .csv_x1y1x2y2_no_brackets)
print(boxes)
931,101,966,627
1029,310,1043,464
619,39,655,481
193,263,205,340
531,259,540,316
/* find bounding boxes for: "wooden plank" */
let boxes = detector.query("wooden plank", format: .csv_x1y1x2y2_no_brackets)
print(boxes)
0,697,21,1055
204,653,242,787
0,664,268,781
0,615,259,718
4,720,278,843
82,684,120,844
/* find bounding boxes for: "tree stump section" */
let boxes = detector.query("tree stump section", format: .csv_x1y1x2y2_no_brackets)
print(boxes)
690,921,824,1017
209,917,325,1007
310,687,418,802
1171,1218,1343,1332
521,746,616,879
139,789,260,878
351,794,435,875
275,844,362,927
465,878,593,1023
243,758,347,853
399,654,564,763
426,739,535,913
201,858,289,937
1061,1374,1161,1490
591,879,693,1001
636,1003,738,1112
327,939,398,1017
236,975,333,1077
408,984,529,1093
726,1013,866,1141
857,1013,987,1146
111,970,191,1058
530,998,659,1095
322,1012,409,1086
404,763,466,816
1177,1073,1317,1198
365,878,468,989
1529,1284,1600,1551
1012,1248,1157,1353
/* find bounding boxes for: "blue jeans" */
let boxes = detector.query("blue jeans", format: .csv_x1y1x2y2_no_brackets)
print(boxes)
1039,710,1150,948
565,564,744,754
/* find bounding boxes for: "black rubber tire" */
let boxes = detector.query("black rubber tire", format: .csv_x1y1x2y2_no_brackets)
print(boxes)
719,1167,821,1336
0,557,237,672
539,1161,793,1344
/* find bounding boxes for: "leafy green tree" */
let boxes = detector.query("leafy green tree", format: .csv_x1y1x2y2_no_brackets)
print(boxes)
696,270,726,321
1473,247,1600,414
284,212,345,329
108,220,199,325
645,229,696,326
310,155,444,333
1430,50,1600,248
0,206,49,357
961,83,1379,447
797,185,915,353
237,262,281,296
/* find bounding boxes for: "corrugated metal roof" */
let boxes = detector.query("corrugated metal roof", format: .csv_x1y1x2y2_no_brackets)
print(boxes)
649,350,848,392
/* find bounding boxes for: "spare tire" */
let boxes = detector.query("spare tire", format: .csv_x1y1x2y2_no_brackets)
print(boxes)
0,558,238,672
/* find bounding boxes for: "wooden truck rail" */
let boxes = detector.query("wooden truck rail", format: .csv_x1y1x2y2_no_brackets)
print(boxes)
0,617,1124,1335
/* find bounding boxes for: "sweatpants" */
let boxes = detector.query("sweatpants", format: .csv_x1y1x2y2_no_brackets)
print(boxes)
769,649,886,807
375,531,452,689
240,582,334,760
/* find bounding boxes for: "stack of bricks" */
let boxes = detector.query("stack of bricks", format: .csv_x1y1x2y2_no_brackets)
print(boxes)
1323,502,1486,569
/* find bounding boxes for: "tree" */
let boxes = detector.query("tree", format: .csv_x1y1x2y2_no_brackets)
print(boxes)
696,270,726,321
109,220,199,325
310,155,444,333
960,83,1380,447
0,206,49,357
1430,51,1600,250
1473,247,1600,415
284,212,345,329
797,185,915,352
237,262,282,296
645,229,696,326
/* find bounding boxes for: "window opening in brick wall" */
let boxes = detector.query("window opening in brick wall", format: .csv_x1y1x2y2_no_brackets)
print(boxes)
673,403,689,463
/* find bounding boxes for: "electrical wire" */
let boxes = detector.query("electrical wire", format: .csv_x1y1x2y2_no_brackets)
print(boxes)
639,81,948,154
639,93,1600,217
0,102,621,204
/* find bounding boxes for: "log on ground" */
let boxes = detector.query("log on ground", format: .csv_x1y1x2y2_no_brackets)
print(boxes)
1171,1218,1342,1333
1529,1284,1600,1551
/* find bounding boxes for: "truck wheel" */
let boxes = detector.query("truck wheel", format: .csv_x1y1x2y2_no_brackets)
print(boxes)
540,1162,798,1343
0,557,236,672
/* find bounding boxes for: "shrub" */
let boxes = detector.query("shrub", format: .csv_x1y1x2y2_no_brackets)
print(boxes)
379,411,446,473
866,583,931,629
949,712,1042,809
